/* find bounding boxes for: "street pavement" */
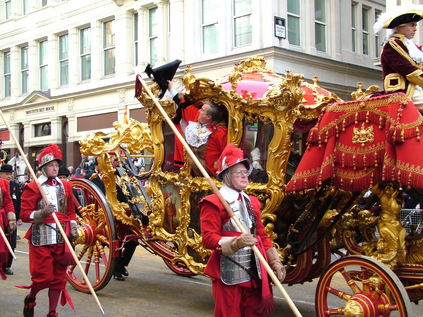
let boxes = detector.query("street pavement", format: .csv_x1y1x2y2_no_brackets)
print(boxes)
1,224,422,316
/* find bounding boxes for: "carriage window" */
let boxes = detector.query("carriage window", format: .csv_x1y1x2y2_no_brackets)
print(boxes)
162,103,228,176
132,150,153,174
285,131,306,183
162,123,179,173
240,121,273,184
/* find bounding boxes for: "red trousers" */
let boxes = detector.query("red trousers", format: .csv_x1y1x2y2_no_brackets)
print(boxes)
29,242,68,290
212,279,265,317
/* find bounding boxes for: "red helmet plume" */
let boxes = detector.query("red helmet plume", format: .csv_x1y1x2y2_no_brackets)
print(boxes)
38,144,62,168
216,143,250,180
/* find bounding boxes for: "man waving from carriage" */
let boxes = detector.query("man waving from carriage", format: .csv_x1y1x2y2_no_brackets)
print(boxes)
168,80,227,176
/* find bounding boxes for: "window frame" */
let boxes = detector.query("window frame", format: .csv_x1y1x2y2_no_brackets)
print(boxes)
80,27,91,81
39,40,48,90
134,12,139,66
22,0,29,15
351,2,357,52
21,46,29,94
362,6,370,55
375,9,382,58
201,0,219,54
232,0,252,48
314,0,326,53
287,0,301,46
5,0,11,20
103,19,115,76
4,50,11,98
33,122,51,137
59,34,69,86
148,7,158,66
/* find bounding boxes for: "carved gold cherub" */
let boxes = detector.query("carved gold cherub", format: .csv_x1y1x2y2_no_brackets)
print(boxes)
371,182,406,267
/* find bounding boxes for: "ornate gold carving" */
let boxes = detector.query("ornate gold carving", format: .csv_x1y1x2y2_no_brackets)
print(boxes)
344,299,365,317
182,65,195,94
228,64,243,90
82,56,341,274
352,123,374,145
365,182,406,268
351,82,380,100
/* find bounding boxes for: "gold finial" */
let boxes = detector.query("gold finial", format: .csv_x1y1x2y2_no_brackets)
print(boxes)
312,76,319,86
183,65,195,94
228,64,243,90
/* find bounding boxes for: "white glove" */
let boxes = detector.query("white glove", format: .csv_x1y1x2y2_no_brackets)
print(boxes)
251,148,263,170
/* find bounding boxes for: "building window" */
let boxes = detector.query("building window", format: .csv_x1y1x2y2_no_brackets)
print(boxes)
134,13,139,66
233,0,252,47
5,0,11,19
288,0,300,46
314,0,326,52
80,27,91,81
41,0,48,7
4,51,11,97
362,7,369,55
103,20,115,76
351,2,357,52
39,40,48,90
375,9,382,57
149,7,158,66
21,46,29,94
202,0,218,54
59,34,69,86
23,0,29,15
34,122,51,137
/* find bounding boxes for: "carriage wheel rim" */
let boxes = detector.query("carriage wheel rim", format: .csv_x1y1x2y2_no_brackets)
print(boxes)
66,178,116,293
315,255,412,317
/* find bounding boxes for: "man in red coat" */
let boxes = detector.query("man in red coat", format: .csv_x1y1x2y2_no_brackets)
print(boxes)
168,81,227,176
21,144,78,317
375,6,423,110
200,144,285,317
0,163,18,276
0,174,16,280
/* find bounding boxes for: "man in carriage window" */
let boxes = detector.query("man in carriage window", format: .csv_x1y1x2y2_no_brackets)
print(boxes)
375,5,423,111
168,80,228,177
20,144,78,317
200,144,285,317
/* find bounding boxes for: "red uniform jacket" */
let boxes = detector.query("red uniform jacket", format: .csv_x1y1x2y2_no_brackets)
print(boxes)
0,178,14,277
174,105,227,176
199,193,273,279
381,33,423,97
0,178,15,272
20,179,77,240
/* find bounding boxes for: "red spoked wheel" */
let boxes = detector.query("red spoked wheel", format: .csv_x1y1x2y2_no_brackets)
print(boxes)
66,178,117,293
316,255,412,317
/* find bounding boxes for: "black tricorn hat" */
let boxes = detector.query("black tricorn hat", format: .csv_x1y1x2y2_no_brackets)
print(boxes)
58,166,70,177
145,59,182,98
0,164,13,173
385,12,423,29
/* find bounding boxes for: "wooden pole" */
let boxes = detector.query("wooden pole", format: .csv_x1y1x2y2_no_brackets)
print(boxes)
0,225,16,260
0,110,105,315
138,77,302,317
